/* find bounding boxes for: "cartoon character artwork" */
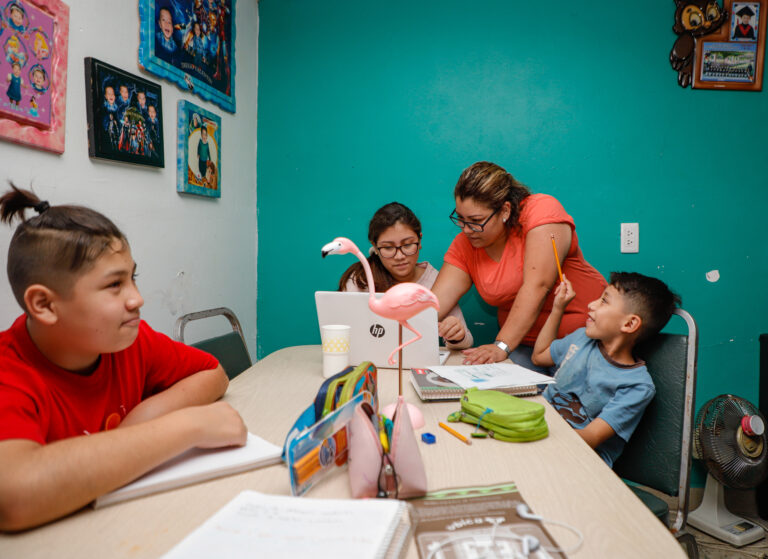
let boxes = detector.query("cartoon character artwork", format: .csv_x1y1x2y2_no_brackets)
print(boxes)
0,0,56,127
177,99,221,198
670,0,729,87
85,57,164,167
139,0,236,112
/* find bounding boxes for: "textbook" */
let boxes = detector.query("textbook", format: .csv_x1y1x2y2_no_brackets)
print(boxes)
410,482,567,558
93,433,282,508
161,490,412,559
410,364,554,401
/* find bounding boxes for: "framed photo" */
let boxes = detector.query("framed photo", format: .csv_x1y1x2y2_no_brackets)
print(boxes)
177,100,221,198
0,0,69,153
694,0,767,90
138,0,236,113
84,57,164,167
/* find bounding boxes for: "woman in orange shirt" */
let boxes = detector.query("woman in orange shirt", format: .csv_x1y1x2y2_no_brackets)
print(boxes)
431,161,606,368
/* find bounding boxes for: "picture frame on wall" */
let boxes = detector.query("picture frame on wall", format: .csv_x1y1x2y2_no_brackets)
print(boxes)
177,100,221,198
138,0,236,113
84,57,164,167
694,0,766,90
0,0,69,153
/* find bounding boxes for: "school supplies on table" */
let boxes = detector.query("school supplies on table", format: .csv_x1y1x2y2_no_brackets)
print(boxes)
411,363,554,401
427,362,555,392
438,421,472,446
410,482,570,559
447,388,549,442
348,396,427,499
161,490,412,559
93,433,281,508
283,362,378,496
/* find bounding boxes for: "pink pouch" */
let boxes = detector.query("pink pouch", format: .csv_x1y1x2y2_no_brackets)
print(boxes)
348,396,427,499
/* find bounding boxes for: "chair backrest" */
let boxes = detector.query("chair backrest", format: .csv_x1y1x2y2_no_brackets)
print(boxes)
613,309,698,533
173,307,252,379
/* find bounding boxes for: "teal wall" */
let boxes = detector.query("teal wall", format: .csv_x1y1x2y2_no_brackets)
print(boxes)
257,0,768,421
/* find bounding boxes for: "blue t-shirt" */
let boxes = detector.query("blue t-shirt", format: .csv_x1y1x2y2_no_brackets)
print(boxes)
542,328,655,467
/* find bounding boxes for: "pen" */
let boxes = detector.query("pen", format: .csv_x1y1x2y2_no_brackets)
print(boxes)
550,234,564,283
439,422,472,446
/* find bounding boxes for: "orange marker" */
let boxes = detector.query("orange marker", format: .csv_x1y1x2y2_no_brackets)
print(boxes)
550,234,563,283
439,422,472,446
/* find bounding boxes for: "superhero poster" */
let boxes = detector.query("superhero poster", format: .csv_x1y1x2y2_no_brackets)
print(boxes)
84,57,164,167
139,0,235,113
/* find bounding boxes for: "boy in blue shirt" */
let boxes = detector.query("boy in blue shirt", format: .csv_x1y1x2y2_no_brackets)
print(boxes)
532,272,679,467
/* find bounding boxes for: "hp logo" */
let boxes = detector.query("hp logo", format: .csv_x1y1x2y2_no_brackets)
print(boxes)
370,324,385,338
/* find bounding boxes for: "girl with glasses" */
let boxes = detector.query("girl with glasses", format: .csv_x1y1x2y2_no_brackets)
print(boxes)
339,202,473,350
431,162,606,368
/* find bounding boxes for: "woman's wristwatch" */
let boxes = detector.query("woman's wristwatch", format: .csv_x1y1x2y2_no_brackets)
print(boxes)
494,340,512,359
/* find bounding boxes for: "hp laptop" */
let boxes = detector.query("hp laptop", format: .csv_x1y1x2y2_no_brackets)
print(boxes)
315,291,448,369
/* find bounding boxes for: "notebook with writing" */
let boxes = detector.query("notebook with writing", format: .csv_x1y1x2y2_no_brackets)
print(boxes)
410,364,555,401
315,291,446,369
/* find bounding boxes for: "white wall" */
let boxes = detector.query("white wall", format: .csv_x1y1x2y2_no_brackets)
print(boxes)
0,1,259,358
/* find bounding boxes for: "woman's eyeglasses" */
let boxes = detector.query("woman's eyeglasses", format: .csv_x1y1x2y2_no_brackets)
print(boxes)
449,207,500,232
376,243,419,259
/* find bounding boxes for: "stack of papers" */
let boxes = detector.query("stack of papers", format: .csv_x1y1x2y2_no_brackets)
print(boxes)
427,363,555,391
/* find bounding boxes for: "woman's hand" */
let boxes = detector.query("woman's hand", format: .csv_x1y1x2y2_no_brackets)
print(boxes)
438,316,465,344
461,343,508,364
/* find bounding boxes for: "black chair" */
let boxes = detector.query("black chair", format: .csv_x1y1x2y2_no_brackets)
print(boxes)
173,307,252,379
613,309,699,559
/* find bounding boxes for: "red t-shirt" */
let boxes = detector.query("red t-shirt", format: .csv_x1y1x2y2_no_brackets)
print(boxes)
444,194,606,346
0,315,219,444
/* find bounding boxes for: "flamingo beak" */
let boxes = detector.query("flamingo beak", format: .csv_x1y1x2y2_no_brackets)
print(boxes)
321,240,342,258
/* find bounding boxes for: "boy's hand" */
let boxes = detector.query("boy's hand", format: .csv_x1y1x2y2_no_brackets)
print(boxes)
552,275,576,312
186,401,248,449
438,316,465,344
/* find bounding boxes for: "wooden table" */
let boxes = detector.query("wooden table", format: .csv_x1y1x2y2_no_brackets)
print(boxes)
0,346,686,558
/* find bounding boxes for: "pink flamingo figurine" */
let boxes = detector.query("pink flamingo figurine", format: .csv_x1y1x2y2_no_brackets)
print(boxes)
321,237,439,366
322,237,438,429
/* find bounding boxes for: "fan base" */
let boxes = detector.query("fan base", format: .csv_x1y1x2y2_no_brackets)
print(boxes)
688,474,765,547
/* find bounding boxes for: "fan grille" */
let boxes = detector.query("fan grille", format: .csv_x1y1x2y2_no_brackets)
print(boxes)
695,394,768,489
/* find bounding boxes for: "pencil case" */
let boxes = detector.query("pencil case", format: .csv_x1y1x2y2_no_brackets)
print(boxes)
282,362,378,461
348,396,427,499
446,388,548,442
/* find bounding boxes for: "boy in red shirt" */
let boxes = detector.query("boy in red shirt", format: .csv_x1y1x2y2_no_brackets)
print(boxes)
0,185,246,531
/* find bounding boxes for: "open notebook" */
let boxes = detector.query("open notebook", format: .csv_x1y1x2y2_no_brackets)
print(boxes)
162,490,412,559
93,433,282,508
410,363,555,401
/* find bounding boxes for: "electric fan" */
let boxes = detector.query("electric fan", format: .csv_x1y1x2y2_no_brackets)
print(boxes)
688,394,768,546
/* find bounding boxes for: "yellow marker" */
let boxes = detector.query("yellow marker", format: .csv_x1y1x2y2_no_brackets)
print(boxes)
379,429,389,453
550,234,564,283
439,422,472,446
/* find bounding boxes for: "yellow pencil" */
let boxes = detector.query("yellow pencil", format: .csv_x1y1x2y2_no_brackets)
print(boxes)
439,422,472,446
550,234,564,283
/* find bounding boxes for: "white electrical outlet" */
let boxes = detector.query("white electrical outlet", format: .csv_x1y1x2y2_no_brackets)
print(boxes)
620,223,639,253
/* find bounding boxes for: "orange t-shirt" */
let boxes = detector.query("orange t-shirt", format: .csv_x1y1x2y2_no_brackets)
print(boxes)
444,194,606,346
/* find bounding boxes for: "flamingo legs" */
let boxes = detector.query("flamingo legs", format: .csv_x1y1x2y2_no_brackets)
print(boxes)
387,320,423,365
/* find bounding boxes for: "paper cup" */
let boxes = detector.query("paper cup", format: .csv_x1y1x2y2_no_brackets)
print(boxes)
320,324,351,378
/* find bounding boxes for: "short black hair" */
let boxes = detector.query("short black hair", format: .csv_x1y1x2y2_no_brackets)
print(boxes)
610,272,681,341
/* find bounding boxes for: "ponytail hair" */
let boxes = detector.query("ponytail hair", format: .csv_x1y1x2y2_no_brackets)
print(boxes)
453,161,531,231
1,183,127,309
337,202,421,292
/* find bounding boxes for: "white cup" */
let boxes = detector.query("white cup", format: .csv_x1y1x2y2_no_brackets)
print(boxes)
320,324,351,378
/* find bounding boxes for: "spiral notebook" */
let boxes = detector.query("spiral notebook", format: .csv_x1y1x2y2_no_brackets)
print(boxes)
410,364,554,401
162,490,412,559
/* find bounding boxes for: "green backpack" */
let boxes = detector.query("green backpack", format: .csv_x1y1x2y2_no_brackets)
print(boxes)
446,388,548,442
